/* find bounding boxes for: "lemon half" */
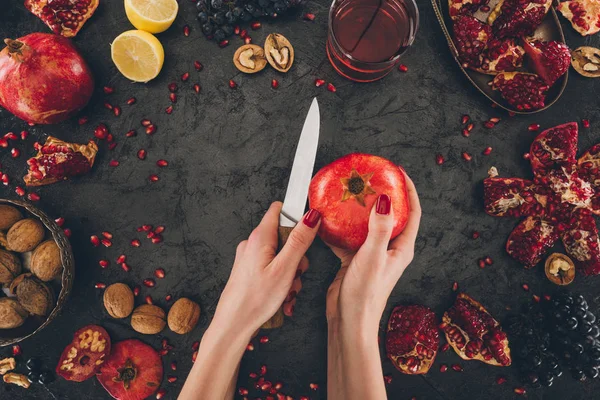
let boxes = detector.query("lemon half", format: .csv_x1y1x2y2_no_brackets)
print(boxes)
125,0,178,33
111,30,164,83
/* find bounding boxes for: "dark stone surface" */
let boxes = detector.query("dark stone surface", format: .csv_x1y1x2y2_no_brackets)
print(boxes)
1,0,600,399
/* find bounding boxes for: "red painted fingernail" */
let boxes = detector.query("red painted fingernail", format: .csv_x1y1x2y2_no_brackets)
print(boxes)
303,208,321,228
376,194,391,215
285,290,297,303
295,269,302,279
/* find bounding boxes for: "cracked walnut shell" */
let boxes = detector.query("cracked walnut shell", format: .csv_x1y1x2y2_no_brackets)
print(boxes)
233,44,267,73
264,33,294,73
0,249,21,284
545,253,575,285
0,298,28,329
103,283,134,319
6,218,45,253
131,304,166,334
167,298,200,334
0,205,23,230
30,240,62,282
10,273,54,316
571,46,600,78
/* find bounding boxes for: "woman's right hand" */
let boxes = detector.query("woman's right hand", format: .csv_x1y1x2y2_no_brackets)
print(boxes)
326,172,422,334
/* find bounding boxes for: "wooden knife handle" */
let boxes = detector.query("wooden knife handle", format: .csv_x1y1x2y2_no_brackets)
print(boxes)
261,225,294,329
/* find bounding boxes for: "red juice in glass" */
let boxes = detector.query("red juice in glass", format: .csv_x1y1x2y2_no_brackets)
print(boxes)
327,0,419,82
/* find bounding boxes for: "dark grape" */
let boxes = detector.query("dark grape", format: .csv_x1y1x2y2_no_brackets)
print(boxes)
213,29,226,42
197,11,209,23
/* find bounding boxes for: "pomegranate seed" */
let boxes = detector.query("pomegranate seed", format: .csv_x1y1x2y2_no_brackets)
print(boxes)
141,224,153,232
528,123,540,131
451,364,463,372
583,119,590,128
271,79,279,89
109,160,119,167
472,231,479,239
95,282,106,289
462,152,472,161
489,117,501,123
240,29,248,38
249,372,257,379
533,294,541,303
261,381,272,391
274,382,283,390
126,129,136,137
467,122,474,131
165,294,172,301
165,105,173,114
156,388,166,399
104,102,113,110
440,364,448,372
137,149,147,160
309,383,318,390
107,133,114,142
170,361,177,371
300,397,309,400
133,285,140,296
192,341,200,351
461,114,470,124
161,339,169,349
194,60,203,71
10,148,20,158
398,64,408,72
259,336,269,344
169,93,177,103
522,283,530,291
144,278,156,288
121,262,131,272
168,83,178,93
20,130,29,140
4,132,17,140
496,376,507,385
543,294,551,301
181,72,190,82
141,119,152,127
441,343,450,352
435,154,445,165
229,79,237,89
484,121,495,129
145,295,153,305
478,259,486,268
11,185,21,196
156,159,168,167
12,345,21,356
508,111,516,117
239,388,249,396
63,228,72,237
94,124,108,140
152,235,163,244
260,365,267,376
483,147,492,155
190,83,200,94
484,256,493,265
113,106,121,117
383,375,392,384
0,138,7,147
326,82,336,92
103,86,114,94
219,40,229,48
165,376,176,384
90,235,100,247
192,351,197,362
147,231,156,239
234,25,241,34
99,260,109,269
116,255,126,264
101,239,112,247
514,387,526,395
27,193,40,202
154,268,166,279
452,281,458,291
78,116,89,125
244,36,252,44
246,343,254,351
1,174,8,185
462,128,470,137
108,142,117,150
146,125,157,135
131,239,141,247
251,21,262,30
183,24,190,36
149,174,159,182
304,12,316,20
55,217,65,227
155,226,165,235
126,97,136,105
315,78,325,87
523,152,531,160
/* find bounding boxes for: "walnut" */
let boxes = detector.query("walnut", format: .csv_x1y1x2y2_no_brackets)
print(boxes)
0,231,8,249
0,298,28,329
0,249,21,284
10,273,54,316
571,46,600,78
233,44,267,73
30,240,62,281
6,218,45,253
0,357,16,375
167,298,201,334
545,253,575,285
0,205,23,230
103,283,134,319
264,33,294,73
131,304,166,334
3,372,30,388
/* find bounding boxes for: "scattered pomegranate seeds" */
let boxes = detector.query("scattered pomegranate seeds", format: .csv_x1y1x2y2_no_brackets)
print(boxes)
121,262,131,272
192,341,200,351
467,122,474,132
249,372,257,379
508,111,516,117
104,102,113,110
462,128,470,137
582,119,590,128
484,256,493,265
383,375,392,384
522,283,530,291
63,228,72,237
240,28,248,38
440,364,448,372
146,125,157,135
149,174,159,182
246,343,254,351
478,259,486,268
126,97,136,105
126,129,136,138
461,114,470,124
309,383,319,390
116,254,126,264
193,83,201,93
181,72,190,82
533,294,541,302
462,152,472,161
484,121,495,129
169,93,177,103
145,295,153,305
451,364,463,372
183,24,190,36
10,148,20,158
100,231,112,239
483,147,492,156
260,365,267,376
167,376,177,384
271,79,279,89
194,60,203,71
239,388,249,396
472,231,480,239
398,64,408,72
168,82,178,93
131,239,141,247
165,294,172,301
489,117,501,123
496,376,507,385
78,116,89,125
314,78,325,87
4,132,17,140
12,345,21,356
141,224,153,232
107,133,114,142
141,119,152,127
154,268,165,279
156,159,168,167
435,154,445,165
135,150,147,161
94,124,108,140
156,388,166,399
26,193,39,202
259,336,269,344
0,138,7,148
20,130,29,140
95,282,106,289
514,387,526,395
528,123,540,131
113,106,121,117
251,21,261,30
170,361,177,371
229,79,238,89
108,143,117,150
55,217,65,227
452,281,458,291
90,235,100,247
109,160,120,167
304,12,316,20
132,285,140,296
219,40,229,48
326,82,336,92
274,382,283,390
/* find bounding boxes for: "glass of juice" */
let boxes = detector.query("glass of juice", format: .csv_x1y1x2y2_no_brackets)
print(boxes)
327,0,419,82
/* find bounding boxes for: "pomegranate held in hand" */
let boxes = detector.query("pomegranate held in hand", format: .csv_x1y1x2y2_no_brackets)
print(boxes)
56,325,111,382
308,153,410,251
0,33,94,124
386,305,439,374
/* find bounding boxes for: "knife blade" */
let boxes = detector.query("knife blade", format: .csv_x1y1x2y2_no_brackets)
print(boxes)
262,97,320,329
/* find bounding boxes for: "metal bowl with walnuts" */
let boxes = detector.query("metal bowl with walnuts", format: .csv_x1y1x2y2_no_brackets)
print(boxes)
0,199,74,346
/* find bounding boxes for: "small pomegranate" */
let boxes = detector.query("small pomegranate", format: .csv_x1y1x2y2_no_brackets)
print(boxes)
442,293,511,366
25,0,99,37
491,72,549,111
522,39,570,85
0,33,94,124
386,305,439,375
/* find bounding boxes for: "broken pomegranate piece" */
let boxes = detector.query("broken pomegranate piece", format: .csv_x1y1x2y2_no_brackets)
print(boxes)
522,39,570,86
476,38,524,74
506,216,559,267
386,305,439,374
452,15,491,69
529,122,578,177
24,136,98,186
484,178,545,217
491,72,549,111
488,0,551,38
442,293,511,366
56,325,111,382
561,209,600,275
578,143,600,214
557,0,600,36
544,166,594,210
97,339,163,400
25,0,99,38
448,0,488,19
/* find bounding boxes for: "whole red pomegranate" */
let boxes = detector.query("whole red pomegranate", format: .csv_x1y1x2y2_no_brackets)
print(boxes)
0,33,93,124
308,153,410,251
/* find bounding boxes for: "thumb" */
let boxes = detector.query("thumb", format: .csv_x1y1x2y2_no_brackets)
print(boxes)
361,194,394,255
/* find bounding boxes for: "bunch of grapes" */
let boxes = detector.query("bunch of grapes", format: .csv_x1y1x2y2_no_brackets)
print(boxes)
196,0,304,42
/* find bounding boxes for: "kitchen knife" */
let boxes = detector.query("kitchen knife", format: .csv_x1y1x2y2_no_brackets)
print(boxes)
262,97,320,329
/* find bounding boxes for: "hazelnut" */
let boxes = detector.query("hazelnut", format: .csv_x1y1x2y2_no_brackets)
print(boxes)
233,44,267,73
103,283,134,319
0,357,16,375
7,218,45,252
3,372,30,388
0,298,28,329
167,298,200,334
0,205,22,230
10,273,54,316
30,240,62,282
131,304,166,334
264,33,294,73
571,46,600,78
545,253,575,285
0,249,21,284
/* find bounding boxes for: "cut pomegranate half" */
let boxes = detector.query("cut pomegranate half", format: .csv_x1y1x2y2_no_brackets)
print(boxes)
522,39,570,86
491,72,549,111
442,293,511,366
452,15,491,69
488,0,551,38
25,0,99,37
529,122,578,178
484,178,545,217
561,209,600,275
557,0,600,36
386,305,439,374
24,136,98,186
506,216,559,268
56,325,111,382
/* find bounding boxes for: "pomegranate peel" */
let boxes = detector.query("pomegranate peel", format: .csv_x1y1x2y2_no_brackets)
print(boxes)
56,325,111,382
25,0,99,37
557,0,600,36
442,293,511,366
488,0,551,38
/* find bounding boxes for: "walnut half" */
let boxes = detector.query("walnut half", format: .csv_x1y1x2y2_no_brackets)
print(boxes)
264,33,294,73
0,357,16,375
3,372,30,388
571,46,600,78
233,45,267,74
